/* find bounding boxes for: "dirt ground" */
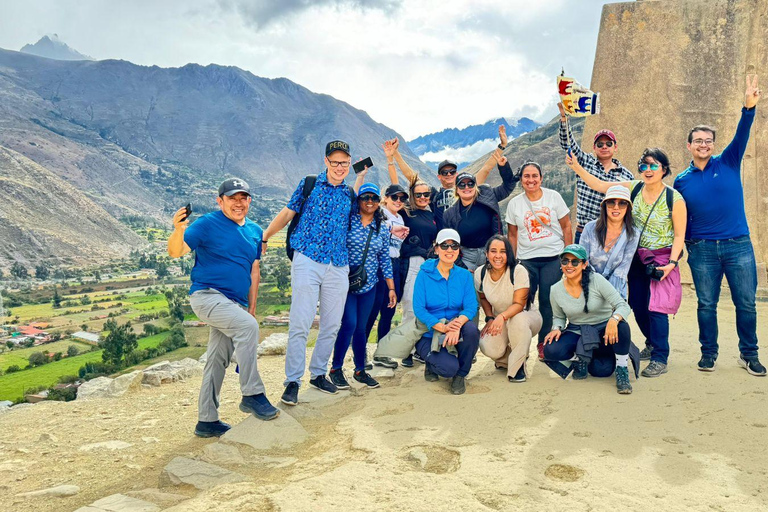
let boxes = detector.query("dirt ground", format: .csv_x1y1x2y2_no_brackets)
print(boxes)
2,288,767,512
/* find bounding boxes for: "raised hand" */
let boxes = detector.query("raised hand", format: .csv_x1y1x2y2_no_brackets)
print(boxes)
493,151,508,167
391,137,400,153
172,207,190,230
499,125,508,147
746,75,761,108
382,140,395,160
557,102,567,119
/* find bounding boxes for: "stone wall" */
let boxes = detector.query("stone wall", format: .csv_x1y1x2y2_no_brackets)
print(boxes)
584,0,767,283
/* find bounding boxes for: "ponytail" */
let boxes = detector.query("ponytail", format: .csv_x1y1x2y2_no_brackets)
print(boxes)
581,267,592,313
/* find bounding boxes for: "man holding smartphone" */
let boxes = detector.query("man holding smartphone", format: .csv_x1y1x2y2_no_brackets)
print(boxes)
168,178,279,438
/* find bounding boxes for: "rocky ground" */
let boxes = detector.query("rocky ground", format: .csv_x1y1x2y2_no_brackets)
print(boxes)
2,289,767,512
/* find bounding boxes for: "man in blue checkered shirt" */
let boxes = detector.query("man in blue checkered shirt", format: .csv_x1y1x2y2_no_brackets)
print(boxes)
558,102,634,243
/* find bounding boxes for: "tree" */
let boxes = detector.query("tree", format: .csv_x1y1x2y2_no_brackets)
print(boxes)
80,324,89,332
80,295,91,305
164,288,187,323
10,262,28,279
66,345,79,357
53,352,63,361
6,364,21,373
35,264,50,281
52,286,62,308
156,261,170,279
275,259,291,294
5,341,14,350
101,319,138,366
28,352,49,367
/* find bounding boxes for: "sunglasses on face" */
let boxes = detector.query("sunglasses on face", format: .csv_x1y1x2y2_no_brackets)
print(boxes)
438,242,460,251
438,169,457,176
595,141,614,148
638,163,661,172
413,192,431,199
560,257,583,267
358,194,380,203
605,199,629,209
389,194,408,202
457,180,476,190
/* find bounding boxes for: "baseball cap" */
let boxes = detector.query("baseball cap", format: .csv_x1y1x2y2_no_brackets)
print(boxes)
385,183,407,196
218,178,251,197
437,160,458,172
593,129,617,144
601,185,632,205
358,183,381,198
325,140,351,157
436,228,461,245
560,244,588,261
455,172,476,184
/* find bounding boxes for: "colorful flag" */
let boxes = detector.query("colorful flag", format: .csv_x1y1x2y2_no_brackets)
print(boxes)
557,74,600,117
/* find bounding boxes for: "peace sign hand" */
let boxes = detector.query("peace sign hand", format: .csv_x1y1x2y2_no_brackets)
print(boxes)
492,150,507,167
746,75,761,108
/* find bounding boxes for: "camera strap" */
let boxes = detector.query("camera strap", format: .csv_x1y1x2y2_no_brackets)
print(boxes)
636,184,666,245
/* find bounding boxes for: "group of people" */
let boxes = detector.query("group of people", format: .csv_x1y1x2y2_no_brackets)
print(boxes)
167,77,764,438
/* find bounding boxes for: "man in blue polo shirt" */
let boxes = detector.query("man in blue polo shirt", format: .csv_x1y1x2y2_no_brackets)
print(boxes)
674,76,765,376
168,178,280,438
263,140,355,405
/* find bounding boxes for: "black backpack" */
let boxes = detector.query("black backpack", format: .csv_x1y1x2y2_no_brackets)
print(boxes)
479,264,533,311
630,182,674,218
285,175,356,261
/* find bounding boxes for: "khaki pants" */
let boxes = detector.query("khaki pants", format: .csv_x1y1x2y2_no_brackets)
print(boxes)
479,310,543,378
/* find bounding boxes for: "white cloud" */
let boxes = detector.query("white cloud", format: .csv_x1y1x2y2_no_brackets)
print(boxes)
420,138,499,165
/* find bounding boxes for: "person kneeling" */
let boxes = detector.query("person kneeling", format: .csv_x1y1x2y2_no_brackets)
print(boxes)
412,229,480,395
543,245,636,394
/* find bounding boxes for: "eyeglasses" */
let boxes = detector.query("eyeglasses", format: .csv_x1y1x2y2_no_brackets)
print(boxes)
457,180,475,190
413,192,431,199
438,169,457,176
605,199,629,209
560,257,583,267
691,139,714,146
358,194,380,203
389,194,408,202
438,242,460,251
328,160,351,168
638,163,661,172
595,141,614,148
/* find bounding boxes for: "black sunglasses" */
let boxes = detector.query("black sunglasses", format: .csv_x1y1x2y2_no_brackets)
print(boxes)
457,180,475,189
389,193,408,202
595,141,614,148
438,242,460,251
413,191,431,199
604,199,629,208
560,257,583,267
438,169,457,176
358,194,380,203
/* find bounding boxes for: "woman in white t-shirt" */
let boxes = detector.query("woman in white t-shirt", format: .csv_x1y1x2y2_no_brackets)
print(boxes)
475,235,543,382
506,161,573,359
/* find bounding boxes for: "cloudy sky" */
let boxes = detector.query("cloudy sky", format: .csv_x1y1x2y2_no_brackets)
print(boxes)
0,0,618,139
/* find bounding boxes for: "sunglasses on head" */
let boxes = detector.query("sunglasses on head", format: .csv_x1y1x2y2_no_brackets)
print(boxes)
560,257,583,267
457,180,475,190
358,194,380,203
438,242,460,251
595,141,614,148
389,193,408,202
638,163,661,172
413,191,431,199
605,199,629,208
438,169,457,176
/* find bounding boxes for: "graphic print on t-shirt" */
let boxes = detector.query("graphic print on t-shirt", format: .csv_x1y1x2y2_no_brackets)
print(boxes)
434,188,454,212
524,207,553,241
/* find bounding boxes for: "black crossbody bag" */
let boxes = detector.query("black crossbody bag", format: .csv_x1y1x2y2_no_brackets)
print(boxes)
348,228,374,293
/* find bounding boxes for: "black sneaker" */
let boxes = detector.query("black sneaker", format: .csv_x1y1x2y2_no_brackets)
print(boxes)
697,356,717,372
424,365,439,382
615,366,632,394
572,359,588,380
509,366,526,383
639,346,653,361
738,356,767,376
364,362,373,371
309,374,338,394
354,370,380,388
494,363,506,371
450,375,466,395
281,382,299,406
373,356,398,369
240,394,280,421
401,354,414,368
329,369,350,390
194,420,231,438
413,352,426,364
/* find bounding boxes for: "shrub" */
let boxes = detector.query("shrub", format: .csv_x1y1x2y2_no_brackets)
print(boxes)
48,387,77,402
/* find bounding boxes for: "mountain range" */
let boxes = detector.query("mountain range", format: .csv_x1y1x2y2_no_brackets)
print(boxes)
20,35,95,61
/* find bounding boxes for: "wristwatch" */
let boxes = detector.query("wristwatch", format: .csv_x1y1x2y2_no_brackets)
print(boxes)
485,315,496,323
611,314,623,322
669,259,679,267
497,143,506,150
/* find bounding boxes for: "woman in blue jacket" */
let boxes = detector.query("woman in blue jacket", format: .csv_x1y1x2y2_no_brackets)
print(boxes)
412,229,480,395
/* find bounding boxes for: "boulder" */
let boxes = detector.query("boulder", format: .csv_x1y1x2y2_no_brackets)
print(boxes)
74,493,160,511
110,371,144,396
142,359,202,387
221,413,308,451
201,442,245,466
76,371,143,400
76,377,113,400
162,457,246,490
257,333,288,356
17,484,80,498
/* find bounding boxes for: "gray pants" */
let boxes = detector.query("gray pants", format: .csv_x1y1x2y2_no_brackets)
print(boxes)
461,246,486,272
285,251,349,386
400,255,425,325
190,289,265,422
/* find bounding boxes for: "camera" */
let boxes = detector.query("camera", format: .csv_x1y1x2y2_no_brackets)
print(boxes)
645,264,664,280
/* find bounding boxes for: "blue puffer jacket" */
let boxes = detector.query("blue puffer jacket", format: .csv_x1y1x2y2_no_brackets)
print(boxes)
413,259,478,331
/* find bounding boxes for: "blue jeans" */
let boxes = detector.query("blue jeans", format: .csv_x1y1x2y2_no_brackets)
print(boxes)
364,259,402,341
628,255,670,364
687,236,759,359
332,288,378,372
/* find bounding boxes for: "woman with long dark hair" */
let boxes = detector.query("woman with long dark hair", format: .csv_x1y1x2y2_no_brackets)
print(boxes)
475,235,543,382
542,245,634,394
578,185,640,299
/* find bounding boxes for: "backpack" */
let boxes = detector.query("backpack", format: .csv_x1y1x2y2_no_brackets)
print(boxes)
630,182,673,218
285,175,356,261
479,264,533,311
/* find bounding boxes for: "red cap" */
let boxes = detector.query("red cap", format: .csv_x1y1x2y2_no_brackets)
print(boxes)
593,129,617,144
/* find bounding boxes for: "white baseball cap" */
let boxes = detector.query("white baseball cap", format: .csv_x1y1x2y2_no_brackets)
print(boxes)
435,228,461,245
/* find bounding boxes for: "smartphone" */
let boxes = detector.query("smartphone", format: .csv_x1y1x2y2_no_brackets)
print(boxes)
353,157,374,174
567,148,572,158
181,203,191,221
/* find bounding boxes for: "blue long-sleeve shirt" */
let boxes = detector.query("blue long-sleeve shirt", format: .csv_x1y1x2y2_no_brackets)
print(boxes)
674,107,755,240
413,259,478,331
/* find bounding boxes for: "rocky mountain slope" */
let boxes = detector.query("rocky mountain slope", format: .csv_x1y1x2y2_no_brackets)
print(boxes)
20,35,95,61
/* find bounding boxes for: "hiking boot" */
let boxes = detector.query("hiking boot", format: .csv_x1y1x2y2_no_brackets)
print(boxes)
641,361,668,378
240,393,280,421
424,365,439,382
309,374,338,394
738,356,767,376
639,346,653,361
450,375,466,395
572,359,588,380
373,356,398,369
281,382,299,406
194,420,231,438
354,370,380,388
413,352,426,364
697,356,717,372
401,354,414,368
509,365,526,383
615,366,632,394
329,368,350,390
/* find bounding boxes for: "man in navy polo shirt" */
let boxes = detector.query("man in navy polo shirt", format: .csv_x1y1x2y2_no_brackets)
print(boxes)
263,140,355,405
674,76,765,376
168,177,280,438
